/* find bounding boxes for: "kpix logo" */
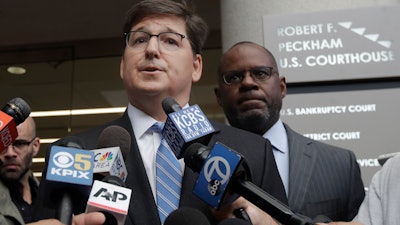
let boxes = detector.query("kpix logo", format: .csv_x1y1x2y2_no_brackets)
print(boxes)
203,156,231,196
47,146,94,185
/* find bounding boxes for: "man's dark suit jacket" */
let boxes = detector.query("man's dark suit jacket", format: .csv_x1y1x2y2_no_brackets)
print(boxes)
35,111,287,225
284,124,365,221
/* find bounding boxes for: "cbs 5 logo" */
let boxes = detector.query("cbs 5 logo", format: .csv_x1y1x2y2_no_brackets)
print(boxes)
53,152,92,171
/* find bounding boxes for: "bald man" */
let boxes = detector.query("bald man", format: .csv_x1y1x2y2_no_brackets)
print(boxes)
0,117,41,224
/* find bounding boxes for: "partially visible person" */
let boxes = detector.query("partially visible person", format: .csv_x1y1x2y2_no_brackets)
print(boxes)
0,117,40,224
351,152,400,224
214,41,365,221
34,1,287,225
317,153,400,225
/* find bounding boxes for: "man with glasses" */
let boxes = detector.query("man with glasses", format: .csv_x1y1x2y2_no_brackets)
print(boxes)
0,116,40,224
214,41,365,221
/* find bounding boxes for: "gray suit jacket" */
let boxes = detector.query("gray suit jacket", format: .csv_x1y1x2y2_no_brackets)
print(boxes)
285,124,365,221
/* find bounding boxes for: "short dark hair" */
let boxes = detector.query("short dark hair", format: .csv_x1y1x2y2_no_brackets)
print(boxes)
123,0,209,54
218,41,279,75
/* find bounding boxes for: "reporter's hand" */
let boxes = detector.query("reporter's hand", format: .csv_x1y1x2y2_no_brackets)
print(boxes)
27,219,64,225
72,212,106,225
211,197,279,225
26,212,106,225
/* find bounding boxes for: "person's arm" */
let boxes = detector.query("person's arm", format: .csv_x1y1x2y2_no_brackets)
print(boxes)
211,197,279,225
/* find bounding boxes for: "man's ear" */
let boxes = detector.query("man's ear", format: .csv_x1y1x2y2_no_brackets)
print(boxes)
192,54,202,82
32,137,40,157
280,76,287,99
120,56,125,80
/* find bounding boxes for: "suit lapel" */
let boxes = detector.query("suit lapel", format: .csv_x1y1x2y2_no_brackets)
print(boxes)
285,124,317,212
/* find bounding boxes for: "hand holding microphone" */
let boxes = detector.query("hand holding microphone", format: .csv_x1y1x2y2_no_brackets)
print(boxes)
213,196,285,225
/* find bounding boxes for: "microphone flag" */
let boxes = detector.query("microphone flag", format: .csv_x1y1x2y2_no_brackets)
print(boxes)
193,142,242,208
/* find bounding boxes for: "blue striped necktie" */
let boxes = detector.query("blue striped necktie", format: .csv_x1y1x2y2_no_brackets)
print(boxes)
152,122,183,224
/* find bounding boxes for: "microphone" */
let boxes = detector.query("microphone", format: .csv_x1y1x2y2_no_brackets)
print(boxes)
0,97,31,152
86,176,132,225
86,125,132,225
161,96,216,159
164,207,211,225
96,125,131,157
91,125,130,182
55,135,87,149
44,143,94,225
233,208,253,224
185,142,328,225
218,218,252,225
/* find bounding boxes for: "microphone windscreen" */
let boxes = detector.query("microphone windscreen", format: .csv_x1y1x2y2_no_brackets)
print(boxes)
183,142,209,173
2,97,31,125
218,218,252,225
56,136,86,149
102,175,125,187
162,96,182,114
97,125,131,159
164,207,210,225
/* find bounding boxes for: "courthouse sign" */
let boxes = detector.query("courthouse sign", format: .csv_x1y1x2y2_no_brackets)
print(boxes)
263,6,400,83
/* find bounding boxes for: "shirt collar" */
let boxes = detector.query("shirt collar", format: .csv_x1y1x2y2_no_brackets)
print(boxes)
263,119,288,154
127,104,158,139
127,102,190,138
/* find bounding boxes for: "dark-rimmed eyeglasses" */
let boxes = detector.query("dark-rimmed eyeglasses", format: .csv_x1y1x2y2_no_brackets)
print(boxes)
124,31,186,51
8,137,36,152
221,66,277,85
